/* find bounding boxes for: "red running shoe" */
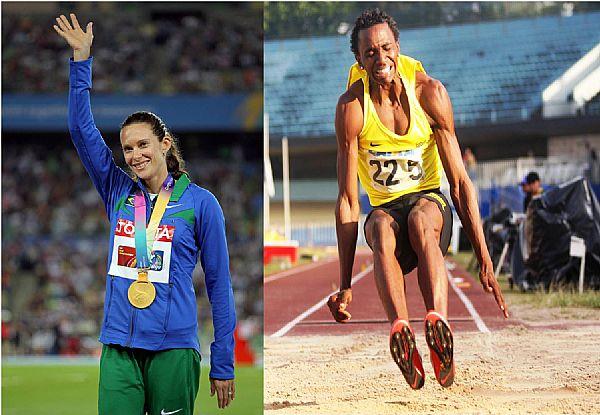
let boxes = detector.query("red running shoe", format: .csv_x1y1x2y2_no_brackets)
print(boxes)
389,319,425,389
424,311,455,388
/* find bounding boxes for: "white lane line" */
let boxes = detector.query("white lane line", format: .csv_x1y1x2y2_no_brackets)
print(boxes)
446,263,490,333
265,258,337,284
270,263,374,338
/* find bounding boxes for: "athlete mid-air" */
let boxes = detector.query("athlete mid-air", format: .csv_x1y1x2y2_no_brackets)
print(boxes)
328,9,508,389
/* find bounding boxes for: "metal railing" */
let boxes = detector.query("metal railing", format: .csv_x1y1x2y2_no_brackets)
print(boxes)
474,157,588,189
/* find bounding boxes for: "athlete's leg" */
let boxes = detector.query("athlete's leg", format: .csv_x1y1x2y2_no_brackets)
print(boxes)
366,209,426,388
407,199,448,317
98,345,145,415
407,199,455,387
365,209,408,323
144,348,201,415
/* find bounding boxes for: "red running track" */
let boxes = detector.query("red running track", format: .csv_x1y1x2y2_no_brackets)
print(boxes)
264,251,513,337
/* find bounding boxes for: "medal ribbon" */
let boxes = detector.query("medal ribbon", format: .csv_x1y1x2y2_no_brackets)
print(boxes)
133,175,175,273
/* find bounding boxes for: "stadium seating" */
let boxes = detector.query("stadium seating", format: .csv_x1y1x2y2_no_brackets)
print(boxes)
265,12,600,137
587,93,600,115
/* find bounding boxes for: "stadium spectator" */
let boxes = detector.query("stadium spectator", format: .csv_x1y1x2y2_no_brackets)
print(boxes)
463,147,478,181
521,171,543,212
585,141,599,183
463,147,478,197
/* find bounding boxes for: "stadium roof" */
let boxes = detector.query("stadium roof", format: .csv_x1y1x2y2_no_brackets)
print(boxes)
265,12,600,138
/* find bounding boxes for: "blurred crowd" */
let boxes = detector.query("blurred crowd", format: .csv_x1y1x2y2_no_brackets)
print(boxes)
2,3,262,94
1,140,262,356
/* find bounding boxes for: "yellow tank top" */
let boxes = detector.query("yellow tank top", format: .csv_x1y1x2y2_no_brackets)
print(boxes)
347,55,442,206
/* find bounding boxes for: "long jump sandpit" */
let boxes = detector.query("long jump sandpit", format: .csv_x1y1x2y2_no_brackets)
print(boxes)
264,255,600,414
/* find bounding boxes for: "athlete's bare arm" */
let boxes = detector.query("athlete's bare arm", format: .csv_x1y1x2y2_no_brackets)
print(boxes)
416,73,509,318
328,83,364,323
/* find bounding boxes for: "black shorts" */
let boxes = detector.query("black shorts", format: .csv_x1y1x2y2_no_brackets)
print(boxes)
364,189,453,275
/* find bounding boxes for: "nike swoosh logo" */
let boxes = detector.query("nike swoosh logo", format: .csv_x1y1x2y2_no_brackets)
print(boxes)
370,143,381,147
161,409,182,415
165,204,183,209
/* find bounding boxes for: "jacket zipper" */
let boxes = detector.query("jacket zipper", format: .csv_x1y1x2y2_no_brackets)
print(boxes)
164,282,173,330
127,309,136,347
105,276,115,327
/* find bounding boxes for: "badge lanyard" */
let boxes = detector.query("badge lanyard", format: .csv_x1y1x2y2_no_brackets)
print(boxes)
128,175,174,309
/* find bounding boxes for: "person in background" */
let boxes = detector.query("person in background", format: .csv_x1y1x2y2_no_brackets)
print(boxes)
585,141,598,184
462,147,478,182
521,171,543,212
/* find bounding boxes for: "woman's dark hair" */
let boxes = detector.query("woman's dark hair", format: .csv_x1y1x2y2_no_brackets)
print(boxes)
121,111,187,179
350,8,400,56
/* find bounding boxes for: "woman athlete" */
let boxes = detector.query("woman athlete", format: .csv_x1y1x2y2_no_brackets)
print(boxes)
54,13,236,414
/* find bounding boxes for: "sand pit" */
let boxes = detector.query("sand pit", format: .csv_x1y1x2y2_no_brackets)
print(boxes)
264,312,600,415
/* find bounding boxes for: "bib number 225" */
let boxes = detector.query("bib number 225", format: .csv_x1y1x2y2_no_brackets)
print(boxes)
369,159,423,186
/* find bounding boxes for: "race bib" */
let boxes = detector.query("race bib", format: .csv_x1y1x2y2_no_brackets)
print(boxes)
108,218,174,284
366,147,424,193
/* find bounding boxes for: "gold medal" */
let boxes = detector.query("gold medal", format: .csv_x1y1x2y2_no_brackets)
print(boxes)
128,270,156,309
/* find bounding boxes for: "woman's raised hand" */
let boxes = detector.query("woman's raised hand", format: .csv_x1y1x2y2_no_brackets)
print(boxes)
53,13,93,62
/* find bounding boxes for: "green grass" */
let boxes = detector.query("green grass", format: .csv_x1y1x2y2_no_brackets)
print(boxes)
451,251,600,309
514,288,600,308
2,363,262,415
